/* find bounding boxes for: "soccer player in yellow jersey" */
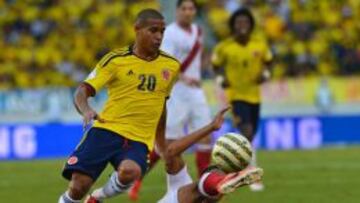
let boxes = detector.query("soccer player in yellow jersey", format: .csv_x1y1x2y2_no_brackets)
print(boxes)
212,8,273,192
58,9,180,203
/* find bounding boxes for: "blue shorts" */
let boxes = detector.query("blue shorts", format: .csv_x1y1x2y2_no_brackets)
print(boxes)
62,127,149,181
231,100,260,134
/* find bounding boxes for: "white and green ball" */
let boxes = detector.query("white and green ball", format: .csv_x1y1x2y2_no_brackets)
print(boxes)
211,133,253,173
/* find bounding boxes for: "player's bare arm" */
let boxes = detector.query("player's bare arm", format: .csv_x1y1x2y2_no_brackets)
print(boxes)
155,103,167,156
165,106,230,158
73,83,104,128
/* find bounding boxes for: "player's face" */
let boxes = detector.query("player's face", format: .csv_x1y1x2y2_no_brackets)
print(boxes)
233,15,252,38
137,19,166,52
177,1,196,25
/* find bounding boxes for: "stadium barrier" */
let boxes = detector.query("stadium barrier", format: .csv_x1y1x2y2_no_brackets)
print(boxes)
1,114,359,160
1,76,359,160
1,76,360,116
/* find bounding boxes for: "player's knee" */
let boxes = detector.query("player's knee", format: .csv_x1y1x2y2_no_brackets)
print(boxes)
118,167,141,184
164,156,185,174
163,139,180,162
164,146,180,169
164,158,175,173
118,160,142,184
164,144,177,159
68,173,93,200
163,152,174,170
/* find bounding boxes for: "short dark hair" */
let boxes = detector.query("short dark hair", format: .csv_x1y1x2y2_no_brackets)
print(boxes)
135,8,164,25
176,0,197,8
228,7,255,33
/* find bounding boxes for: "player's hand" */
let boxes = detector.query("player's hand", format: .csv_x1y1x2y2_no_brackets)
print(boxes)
256,69,271,84
211,106,231,131
82,108,104,130
215,75,230,88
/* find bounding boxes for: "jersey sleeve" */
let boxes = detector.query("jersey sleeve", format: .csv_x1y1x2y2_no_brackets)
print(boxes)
84,57,117,94
161,28,177,57
211,43,226,68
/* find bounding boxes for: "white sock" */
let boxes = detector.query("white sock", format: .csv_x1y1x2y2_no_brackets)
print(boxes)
91,172,133,200
166,165,193,191
58,191,81,203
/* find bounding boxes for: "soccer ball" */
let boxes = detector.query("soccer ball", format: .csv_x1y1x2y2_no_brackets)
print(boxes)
211,133,253,173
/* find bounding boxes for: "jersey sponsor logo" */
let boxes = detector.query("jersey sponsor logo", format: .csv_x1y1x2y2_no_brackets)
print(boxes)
162,69,170,80
67,156,78,165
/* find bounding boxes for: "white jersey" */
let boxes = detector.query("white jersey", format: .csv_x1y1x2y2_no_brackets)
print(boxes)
161,22,202,81
161,22,211,140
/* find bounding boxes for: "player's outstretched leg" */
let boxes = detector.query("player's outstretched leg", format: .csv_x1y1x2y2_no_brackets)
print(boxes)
86,160,142,203
176,166,263,202
197,166,263,198
217,167,263,194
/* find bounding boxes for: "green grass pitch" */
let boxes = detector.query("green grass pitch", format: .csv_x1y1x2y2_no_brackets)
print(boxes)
0,147,359,203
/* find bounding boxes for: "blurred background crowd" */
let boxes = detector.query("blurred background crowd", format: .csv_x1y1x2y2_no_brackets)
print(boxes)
0,0,360,90
0,0,160,89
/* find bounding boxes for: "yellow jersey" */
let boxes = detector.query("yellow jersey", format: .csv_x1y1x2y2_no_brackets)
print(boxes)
84,46,180,150
212,37,273,104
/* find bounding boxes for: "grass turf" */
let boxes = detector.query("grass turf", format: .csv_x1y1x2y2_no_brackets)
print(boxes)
0,147,359,203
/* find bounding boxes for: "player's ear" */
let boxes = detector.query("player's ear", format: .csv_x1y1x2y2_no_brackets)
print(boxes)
134,19,148,31
134,23,141,31
134,19,145,31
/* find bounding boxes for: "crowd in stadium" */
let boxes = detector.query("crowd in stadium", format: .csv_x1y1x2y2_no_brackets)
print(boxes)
0,0,160,89
206,0,360,78
0,0,359,90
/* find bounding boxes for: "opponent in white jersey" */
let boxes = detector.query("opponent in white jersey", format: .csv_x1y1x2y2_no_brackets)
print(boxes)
128,1,213,200
162,0,212,177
